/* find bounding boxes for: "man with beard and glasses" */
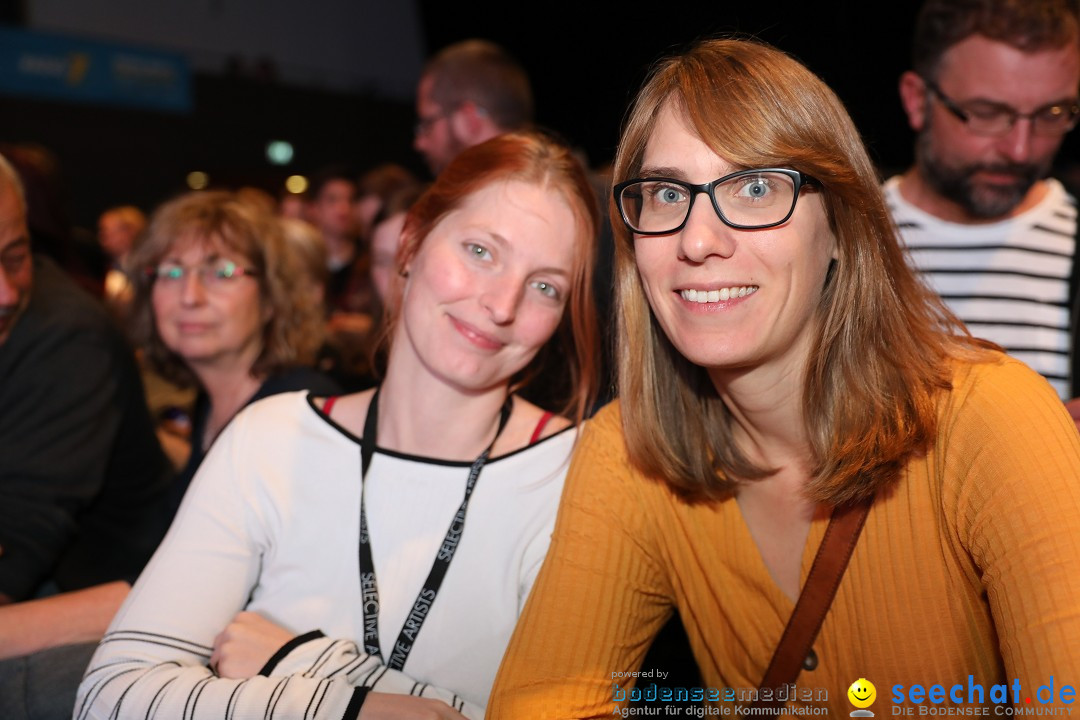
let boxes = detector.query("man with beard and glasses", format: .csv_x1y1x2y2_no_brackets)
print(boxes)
885,0,1080,430
413,40,533,176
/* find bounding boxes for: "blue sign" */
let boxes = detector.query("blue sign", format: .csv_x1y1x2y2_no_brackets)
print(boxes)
0,26,191,113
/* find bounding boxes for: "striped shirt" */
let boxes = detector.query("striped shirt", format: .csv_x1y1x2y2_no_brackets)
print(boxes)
884,176,1078,399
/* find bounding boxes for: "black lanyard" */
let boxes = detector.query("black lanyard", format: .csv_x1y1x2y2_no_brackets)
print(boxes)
357,388,512,670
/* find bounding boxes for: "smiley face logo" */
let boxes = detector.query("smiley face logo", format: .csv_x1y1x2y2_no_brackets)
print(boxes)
848,678,877,709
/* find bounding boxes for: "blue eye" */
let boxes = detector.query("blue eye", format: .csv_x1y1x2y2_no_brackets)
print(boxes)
650,183,687,205
736,176,772,200
465,243,492,261
530,280,560,299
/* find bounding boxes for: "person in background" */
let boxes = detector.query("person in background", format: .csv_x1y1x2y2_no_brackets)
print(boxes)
129,190,340,508
307,167,380,388
886,0,1080,430
0,143,102,298
280,214,371,390
96,205,145,320
488,39,1080,717
280,215,329,311
353,163,417,243
369,182,427,308
307,166,366,314
279,188,306,220
414,39,533,175
0,154,172,719
77,130,599,720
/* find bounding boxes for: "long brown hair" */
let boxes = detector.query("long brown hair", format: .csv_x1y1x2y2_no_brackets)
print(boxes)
389,130,600,426
613,39,986,504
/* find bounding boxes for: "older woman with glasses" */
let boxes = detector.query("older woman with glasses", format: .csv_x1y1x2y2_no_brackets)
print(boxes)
489,39,1080,717
133,190,340,506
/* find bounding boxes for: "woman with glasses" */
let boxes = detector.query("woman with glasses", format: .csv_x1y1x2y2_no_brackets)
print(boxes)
77,132,599,720
132,190,340,507
489,39,1080,717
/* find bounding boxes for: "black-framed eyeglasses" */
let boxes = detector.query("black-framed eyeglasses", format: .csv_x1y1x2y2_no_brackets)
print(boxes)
922,77,1080,137
146,259,258,289
614,168,817,235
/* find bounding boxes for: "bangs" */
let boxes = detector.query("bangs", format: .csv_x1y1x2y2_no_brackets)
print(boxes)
159,208,263,272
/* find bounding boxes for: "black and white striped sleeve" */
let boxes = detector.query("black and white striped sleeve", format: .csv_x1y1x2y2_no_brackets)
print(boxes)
259,631,480,716
74,629,479,719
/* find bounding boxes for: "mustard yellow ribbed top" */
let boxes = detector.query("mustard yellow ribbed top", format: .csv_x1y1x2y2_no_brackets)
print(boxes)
488,355,1080,718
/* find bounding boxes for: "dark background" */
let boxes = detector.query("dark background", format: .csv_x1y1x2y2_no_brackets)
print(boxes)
2,2,1078,229
420,4,920,173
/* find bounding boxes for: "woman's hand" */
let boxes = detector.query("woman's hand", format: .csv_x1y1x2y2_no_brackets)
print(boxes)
358,693,469,719
210,610,294,679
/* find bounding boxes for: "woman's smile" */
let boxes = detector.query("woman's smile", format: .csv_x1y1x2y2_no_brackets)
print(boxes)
677,284,759,306
448,314,505,351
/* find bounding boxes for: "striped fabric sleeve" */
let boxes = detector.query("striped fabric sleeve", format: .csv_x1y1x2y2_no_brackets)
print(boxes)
72,406,480,720
73,617,479,719
263,633,479,716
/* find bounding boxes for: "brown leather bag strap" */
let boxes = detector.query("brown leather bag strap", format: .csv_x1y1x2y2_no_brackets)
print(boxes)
753,497,873,709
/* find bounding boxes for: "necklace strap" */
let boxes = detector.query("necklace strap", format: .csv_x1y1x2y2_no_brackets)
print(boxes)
357,387,513,670
360,388,513,474
359,388,380,477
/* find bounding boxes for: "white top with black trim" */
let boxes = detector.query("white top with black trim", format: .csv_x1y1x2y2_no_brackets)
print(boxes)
75,391,575,720
885,176,1078,399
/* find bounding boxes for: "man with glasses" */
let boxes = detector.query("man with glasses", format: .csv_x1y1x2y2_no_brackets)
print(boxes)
886,0,1080,429
414,39,533,175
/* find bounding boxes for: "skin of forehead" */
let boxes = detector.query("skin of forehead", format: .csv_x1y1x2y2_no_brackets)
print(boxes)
935,34,1080,109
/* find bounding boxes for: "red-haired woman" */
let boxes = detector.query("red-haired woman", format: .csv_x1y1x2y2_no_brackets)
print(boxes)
76,131,600,720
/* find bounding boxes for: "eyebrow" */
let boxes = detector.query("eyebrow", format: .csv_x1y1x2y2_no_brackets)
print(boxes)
535,266,570,279
159,250,227,264
636,165,745,182
637,166,691,181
